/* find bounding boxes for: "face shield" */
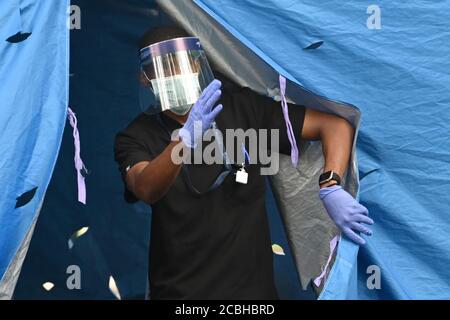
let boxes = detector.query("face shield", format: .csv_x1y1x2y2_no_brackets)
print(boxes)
139,37,215,115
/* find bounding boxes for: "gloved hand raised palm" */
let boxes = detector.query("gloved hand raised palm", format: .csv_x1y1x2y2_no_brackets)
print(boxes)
179,80,223,148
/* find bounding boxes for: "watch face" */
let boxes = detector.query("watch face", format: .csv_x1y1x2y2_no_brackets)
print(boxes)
319,171,332,182
319,171,340,185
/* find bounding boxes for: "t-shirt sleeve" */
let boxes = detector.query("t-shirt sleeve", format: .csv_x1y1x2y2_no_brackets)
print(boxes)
114,126,153,203
239,87,306,155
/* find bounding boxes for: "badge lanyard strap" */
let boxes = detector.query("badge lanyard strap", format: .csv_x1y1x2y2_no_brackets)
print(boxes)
157,114,232,195
241,142,251,165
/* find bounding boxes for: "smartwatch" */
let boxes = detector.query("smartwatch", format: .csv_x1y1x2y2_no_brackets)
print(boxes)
319,170,341,186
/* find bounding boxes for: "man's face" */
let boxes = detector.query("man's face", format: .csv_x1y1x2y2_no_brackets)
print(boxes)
139,40,205,119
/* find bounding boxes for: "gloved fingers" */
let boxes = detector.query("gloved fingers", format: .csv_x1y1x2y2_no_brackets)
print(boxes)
343,227,366,245
198,80,221,105
206,104,223,123
351,214,374,225
203,89,222,114
355,204,369,216
350,222,373,236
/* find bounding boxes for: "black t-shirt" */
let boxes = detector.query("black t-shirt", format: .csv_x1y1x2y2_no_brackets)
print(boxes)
114,74,305,299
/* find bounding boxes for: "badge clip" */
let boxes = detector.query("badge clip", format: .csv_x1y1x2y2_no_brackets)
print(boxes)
235,166,248,184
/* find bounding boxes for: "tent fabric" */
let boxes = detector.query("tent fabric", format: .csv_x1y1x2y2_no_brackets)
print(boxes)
4,0,449,300
175,0,450,299
0,0,69,299
14,0,168,300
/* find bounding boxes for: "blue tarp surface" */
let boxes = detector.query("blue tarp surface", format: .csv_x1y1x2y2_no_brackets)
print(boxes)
193,0,450,299
0,0,69,283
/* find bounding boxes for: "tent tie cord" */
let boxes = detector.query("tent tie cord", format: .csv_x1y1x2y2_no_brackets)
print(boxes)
279,75,299,167
67,107,87,204
280,75,340,289
313,235,339,288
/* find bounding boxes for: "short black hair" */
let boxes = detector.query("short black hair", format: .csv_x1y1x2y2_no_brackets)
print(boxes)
139,26,190,50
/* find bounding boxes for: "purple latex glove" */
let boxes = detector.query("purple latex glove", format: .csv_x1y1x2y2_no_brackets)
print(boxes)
179,80,223,148
320,185,374,245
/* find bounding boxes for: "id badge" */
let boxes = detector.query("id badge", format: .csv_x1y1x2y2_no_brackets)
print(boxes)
235,168,248,184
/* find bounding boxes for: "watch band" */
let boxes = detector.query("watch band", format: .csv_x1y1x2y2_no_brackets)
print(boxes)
319,170,341,186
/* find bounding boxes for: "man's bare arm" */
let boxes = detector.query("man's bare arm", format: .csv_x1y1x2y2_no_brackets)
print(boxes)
126,140,183,205
301,108,355,186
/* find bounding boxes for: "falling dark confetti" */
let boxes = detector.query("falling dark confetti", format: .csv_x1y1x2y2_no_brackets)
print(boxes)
6,32,32,43
15,186,38,208
304,40,324,50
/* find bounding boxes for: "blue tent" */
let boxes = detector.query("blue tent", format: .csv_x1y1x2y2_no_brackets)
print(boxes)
1,0,449,300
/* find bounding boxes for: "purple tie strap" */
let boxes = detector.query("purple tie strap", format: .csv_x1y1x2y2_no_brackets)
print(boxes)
313,235,339,287
67,107,87,204
279,75,299,167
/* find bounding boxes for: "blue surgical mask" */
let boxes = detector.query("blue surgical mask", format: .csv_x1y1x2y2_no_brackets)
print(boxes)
170,104,193,116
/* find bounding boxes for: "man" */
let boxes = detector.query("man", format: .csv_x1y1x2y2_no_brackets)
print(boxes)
114,26,373,299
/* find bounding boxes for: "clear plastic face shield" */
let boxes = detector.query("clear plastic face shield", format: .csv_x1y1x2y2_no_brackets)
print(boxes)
139,37,215,115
